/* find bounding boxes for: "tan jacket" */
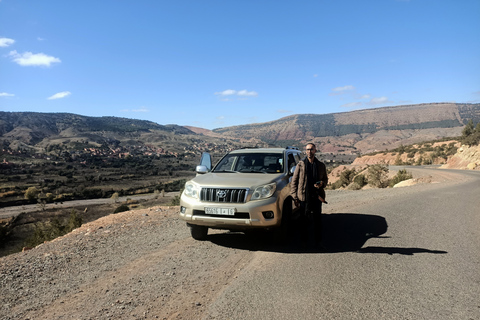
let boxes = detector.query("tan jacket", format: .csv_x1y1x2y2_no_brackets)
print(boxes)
290,158,328,202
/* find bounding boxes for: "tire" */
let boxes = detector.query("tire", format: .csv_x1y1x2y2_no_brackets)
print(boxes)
190,224,208,240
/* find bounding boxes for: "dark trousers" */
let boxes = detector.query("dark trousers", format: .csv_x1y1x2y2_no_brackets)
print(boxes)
295,201,322,246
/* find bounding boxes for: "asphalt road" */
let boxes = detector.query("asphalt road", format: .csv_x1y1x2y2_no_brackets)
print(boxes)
203,168,480,319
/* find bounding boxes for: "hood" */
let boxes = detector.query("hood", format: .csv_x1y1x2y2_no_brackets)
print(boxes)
190,172,283,189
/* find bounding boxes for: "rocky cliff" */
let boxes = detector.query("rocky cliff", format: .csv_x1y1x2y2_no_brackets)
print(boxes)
213,103,480,154
441,145,480,170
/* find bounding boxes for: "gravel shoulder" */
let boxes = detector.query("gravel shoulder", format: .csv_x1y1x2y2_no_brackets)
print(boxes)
1,205,257,320
0,167,476,320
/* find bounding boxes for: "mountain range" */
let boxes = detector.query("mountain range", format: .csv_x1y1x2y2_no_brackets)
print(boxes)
1,102,479,155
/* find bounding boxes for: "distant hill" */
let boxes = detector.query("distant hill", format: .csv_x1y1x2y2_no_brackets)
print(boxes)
213,103,480,153
1,103,479,155
0,112,194,145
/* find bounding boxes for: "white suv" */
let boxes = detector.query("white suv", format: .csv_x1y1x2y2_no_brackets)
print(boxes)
179,147,302,240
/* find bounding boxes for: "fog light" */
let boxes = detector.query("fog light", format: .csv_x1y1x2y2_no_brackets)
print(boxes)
262,211,274,219
180,206,186,214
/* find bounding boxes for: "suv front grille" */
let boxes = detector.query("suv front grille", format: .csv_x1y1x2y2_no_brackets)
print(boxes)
200,188,247,203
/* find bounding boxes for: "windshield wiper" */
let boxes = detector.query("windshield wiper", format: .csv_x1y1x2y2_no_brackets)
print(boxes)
213,170,237,173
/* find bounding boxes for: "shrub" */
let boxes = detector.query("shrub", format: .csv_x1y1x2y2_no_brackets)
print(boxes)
0,224,9,245
24,211,82,248
367,164,389,188
111,192,120,203
389,169,413,187
24,186,40,202
114,204,130,213
347,182,363,190
170,195,181,206
415,156,423,166
461,120,480,146
334,168,356,189
353,174,367,188
394,154,403,165
329,180,344,190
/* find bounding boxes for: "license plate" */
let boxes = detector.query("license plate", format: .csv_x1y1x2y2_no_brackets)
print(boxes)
204,207,236,216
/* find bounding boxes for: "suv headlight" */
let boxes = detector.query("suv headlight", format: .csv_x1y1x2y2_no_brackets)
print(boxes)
251,182,276,200
183,181,200,199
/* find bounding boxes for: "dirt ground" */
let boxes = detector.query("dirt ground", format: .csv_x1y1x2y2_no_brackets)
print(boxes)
0,205,259,320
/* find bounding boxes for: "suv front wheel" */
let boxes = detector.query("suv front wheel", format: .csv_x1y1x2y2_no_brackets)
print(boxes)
189,224,208,240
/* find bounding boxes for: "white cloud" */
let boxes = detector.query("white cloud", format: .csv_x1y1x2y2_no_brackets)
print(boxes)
9,50,61,67
37,37,45,41
247,116,258,123
359,94,371,100
132,107,149,112
0,92,14,97
330,85,355,96
277,109,292,113
214,115,226,125
215,89,237,96
215,89,259,100
340,102,362,108
121,107,149,113
237,90,258,97
47,91,71,100
368,96,391,105
0,38,15,47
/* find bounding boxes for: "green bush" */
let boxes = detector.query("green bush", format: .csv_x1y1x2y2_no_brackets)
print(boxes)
170,195,181,206
332,168,356,189
389,169,413,187
347,182,363,190
367,164,389,188
461,120,480,146
329,180,343,190
24,211,82,248
353,174,367,188
394,154,403,165
415,156,423,166
114,204,130,213
0,224,9,245
24,186,40,202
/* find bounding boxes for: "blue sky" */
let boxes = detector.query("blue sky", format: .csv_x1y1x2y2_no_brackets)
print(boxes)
1,0,479,130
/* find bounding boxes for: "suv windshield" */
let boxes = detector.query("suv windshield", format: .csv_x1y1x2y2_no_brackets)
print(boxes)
213,153,284,174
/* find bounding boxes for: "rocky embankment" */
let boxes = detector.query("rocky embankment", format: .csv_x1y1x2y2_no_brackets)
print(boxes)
352,141,480,171
440,144,480,170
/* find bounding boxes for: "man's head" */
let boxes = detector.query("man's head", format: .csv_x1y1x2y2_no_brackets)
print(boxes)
305,143,316,160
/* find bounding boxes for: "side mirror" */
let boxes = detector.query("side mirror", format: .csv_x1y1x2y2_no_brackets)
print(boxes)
289,165,296,175
199,152,212,171
196,165,209,174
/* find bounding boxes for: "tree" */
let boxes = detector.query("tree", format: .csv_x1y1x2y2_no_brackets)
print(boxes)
367,164,389,188
111,192,119,203
24,187,40,202
462,119,474,137
461,119,480,146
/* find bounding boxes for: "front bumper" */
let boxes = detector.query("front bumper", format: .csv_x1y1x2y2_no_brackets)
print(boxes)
179,193,281,230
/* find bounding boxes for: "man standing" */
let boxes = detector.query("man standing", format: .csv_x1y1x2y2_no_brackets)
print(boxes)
290,143,328,248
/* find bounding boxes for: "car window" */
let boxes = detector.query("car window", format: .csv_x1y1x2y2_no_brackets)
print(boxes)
287,153,296,170
214,155,236,172
213,153,284,173
294,153,301,163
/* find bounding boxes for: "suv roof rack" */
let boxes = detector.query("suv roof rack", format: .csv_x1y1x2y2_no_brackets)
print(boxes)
285,146,299,150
